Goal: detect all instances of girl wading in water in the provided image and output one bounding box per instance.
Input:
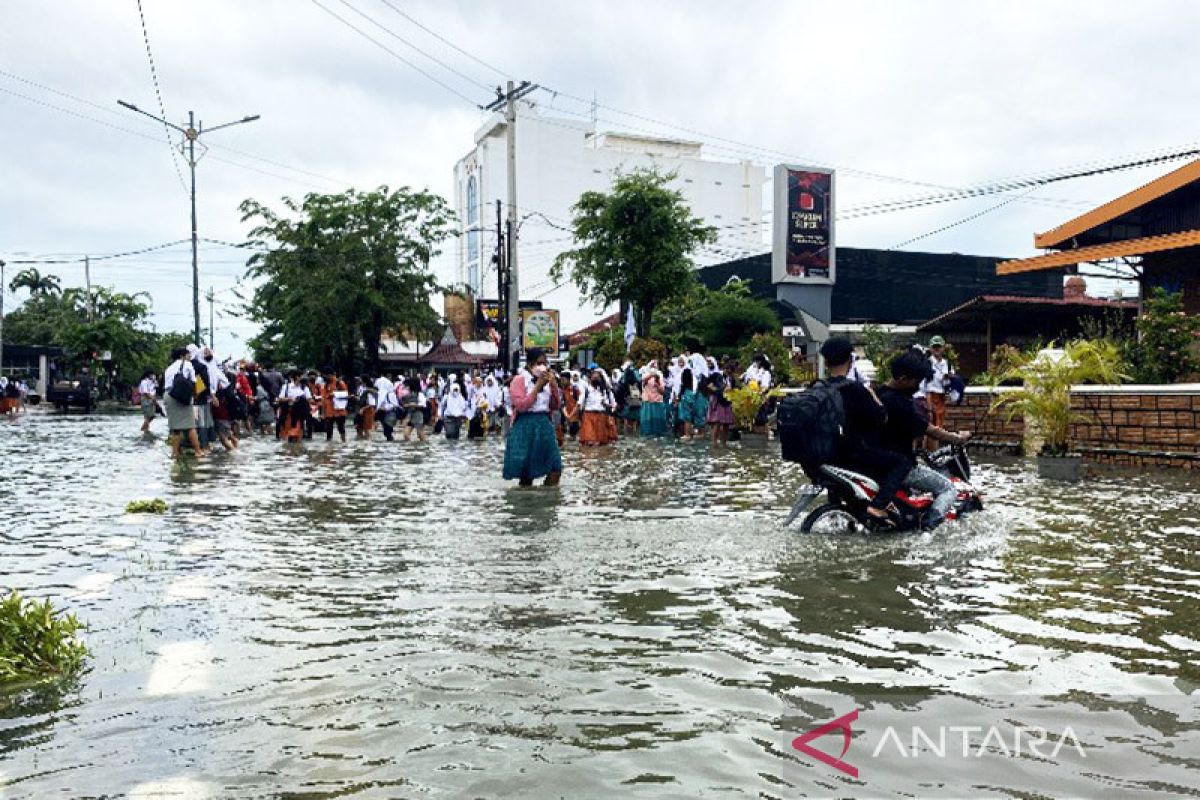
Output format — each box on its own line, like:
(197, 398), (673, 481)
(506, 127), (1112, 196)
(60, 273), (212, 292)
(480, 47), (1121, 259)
(503, 348), (563, 487)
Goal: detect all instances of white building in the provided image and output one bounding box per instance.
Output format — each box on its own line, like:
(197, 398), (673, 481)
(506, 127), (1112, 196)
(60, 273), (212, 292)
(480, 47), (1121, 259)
(452, 102), (766, 310)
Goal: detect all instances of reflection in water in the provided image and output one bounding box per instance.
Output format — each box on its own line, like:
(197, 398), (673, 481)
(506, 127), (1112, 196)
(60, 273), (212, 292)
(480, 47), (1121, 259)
(1, 409), (1198, 797)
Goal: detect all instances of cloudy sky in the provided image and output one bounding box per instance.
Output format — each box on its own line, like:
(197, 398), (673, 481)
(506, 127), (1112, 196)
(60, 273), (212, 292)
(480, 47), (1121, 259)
(3, 0), (1198, 357)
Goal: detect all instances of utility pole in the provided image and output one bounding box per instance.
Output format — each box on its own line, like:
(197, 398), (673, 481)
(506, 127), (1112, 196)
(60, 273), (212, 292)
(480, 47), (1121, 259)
(206, 285), (215, 349)
(0, 259), (6, 379)
(485, 80), (537, 371)
(118, 100), (260, 345)
(84, 256), (94, 322)
(494, 199), (507, 369)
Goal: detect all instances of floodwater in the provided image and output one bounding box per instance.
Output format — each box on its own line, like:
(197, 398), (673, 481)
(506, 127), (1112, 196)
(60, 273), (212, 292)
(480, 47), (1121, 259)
(1, 409), (1198, 799)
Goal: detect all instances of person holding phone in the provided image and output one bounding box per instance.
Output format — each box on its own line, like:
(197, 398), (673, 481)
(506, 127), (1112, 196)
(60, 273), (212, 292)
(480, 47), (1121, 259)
(502, 348), (563, 487)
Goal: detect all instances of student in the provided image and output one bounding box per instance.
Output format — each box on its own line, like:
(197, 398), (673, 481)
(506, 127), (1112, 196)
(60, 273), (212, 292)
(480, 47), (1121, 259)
(703, 364), (734, 446)
(676, 368), (707, 441)
(925, 336), (953, 430)
(277, 370), (312, 451)
(502, 348), (563, 486)
(138, 369), (159, 434)
(441, 383), (469, 439)
(878, 353), (973, 531)
(821, 337), (911, 531)
(639, 361), (668, 437)
(321, 368), (349, 442)
(579, 369), (615, 446)
(253, 380), (275, 435)
(374, 374), (398, 441)
(163, 348), (204, 459)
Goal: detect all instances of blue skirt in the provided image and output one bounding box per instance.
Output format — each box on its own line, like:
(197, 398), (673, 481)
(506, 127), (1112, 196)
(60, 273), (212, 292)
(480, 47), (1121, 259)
(503, 413), (563, 480)
(640, 401), (668, 437)
(679, 390), (708, 427)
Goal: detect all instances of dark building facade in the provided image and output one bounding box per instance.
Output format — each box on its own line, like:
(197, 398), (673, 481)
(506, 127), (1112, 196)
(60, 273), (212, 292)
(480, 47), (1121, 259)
(698, 248), (1064, 325)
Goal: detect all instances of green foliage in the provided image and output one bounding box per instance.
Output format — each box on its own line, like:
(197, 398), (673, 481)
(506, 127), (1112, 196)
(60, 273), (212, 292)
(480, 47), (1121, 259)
(239, 185), (453, 374)
(860, 324), (903, 382)
(0, 591), (88, 684)
(738, 332), (796, 386)
(726, 384), (782, 431)
(655, 282), (779, 357)
(8, 267), (61, 296)
(3, 283), (186, 390)
(125, 499), (168, 514)
(595, 337), (626, 372)
(989, 339), (1127, 455)
(551, 168), (717, 337)
(1127, 288), (1200, 384)
(629, 337), (669, 368)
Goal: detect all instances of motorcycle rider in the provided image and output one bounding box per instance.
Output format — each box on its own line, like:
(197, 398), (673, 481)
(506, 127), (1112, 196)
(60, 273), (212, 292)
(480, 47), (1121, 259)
(878, 352), (973, 530)
(820, 338), (911, 530)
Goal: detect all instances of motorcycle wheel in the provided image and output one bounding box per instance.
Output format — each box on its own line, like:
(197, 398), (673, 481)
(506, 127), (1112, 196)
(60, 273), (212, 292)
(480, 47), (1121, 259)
(800, 503), (862, 534)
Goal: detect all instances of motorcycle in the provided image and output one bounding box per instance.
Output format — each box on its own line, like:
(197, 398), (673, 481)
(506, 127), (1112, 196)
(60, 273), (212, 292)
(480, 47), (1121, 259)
(785, 444), (984, 534)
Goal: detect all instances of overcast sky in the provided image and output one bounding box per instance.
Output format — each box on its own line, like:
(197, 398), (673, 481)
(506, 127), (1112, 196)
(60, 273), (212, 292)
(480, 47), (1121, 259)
(3, 0), (1198, 357)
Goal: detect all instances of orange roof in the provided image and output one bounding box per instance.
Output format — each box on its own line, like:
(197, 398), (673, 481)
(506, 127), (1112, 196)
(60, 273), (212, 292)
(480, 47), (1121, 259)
(998, 228), (1200, 274)
(1035, 158), (1200, 248)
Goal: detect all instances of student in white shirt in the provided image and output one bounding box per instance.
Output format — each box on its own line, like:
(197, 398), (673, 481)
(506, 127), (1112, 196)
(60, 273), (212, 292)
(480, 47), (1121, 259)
(138, 370), (159, 433)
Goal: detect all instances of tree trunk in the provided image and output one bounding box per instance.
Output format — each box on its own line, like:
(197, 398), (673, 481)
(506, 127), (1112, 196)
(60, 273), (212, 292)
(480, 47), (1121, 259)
(637, 302), (654, 339)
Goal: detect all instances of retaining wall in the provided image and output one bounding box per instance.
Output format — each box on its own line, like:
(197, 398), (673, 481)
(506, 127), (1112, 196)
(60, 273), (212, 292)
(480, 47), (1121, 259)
(944, 385), (1200, 469)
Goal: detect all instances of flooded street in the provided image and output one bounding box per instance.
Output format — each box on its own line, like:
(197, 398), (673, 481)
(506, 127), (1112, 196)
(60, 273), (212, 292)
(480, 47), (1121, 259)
(2, 409), (1198, 798)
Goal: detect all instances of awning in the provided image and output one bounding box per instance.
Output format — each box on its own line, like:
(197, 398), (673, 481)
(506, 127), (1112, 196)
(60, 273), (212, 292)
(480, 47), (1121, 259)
(997, 229), (1200, 275)
(1035, 158), (1200, 248)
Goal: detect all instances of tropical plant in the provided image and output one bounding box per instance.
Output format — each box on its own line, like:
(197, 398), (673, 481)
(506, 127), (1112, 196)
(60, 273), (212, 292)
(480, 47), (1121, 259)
(726, 384), (783, 431)
(989, 339), (1127, 456)
(1126, 288), (1200, 384)
(0, 591), (88, 684)
(8, 267), (61, 297)
(551, 168), (717, 337)
(239, 186), (454, 375)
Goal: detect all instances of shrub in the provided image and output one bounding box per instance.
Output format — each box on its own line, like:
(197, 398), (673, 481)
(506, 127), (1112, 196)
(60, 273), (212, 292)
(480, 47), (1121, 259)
(629, 337), (669, 368)
(0, 591), (88, 684)
(594, 338), (626, 372)
(1128, 288), (1200, 383)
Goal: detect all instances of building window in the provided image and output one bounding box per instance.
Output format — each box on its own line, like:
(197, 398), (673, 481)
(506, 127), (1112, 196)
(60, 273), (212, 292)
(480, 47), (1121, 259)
(466, 175), (480, 279)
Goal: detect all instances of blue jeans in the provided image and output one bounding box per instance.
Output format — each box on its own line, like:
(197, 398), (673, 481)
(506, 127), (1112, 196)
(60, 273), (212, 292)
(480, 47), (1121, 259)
(904, 463), (956, 517)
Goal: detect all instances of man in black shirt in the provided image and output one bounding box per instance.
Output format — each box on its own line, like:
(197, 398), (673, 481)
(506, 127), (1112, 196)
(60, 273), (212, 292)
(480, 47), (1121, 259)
(879, 353), (973, 530)
(820, 338), (912, 529)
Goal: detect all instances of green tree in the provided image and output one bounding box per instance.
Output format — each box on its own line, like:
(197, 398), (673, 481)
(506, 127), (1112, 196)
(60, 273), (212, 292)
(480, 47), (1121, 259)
(8, 267), (61, 297)
(1127, 288), (1200, 383)
(239, 186), (453, 374)
(551, 168), (717, 338)
(653, 282), (779, 356)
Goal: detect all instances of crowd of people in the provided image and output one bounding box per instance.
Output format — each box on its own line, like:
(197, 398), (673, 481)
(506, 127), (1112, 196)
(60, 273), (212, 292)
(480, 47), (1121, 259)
(0, 376), (31, 416)
(138, 337), (960, 493)
(138, 344), (784, 471)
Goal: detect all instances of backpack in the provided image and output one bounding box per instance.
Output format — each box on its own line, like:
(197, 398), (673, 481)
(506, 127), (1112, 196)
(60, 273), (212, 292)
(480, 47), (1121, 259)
(627, 381), (642, 408)
(777, 377), (846, 477)
(168, 370), (194, 404)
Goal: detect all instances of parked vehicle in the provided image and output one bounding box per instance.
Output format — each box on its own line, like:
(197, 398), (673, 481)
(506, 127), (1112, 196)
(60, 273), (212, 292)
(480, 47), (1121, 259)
(46, 373), (98, 413)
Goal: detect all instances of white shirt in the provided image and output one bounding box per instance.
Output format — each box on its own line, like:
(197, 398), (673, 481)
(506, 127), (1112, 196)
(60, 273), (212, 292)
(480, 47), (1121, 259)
(164, 359), (195, 386)
(374, 376), (397, 410)
(519, 370), (552, 413)
(743, 365), (772, 390)
(581, 384), (612, 412)
(138, 377), (158, 397)
(278, 382), (311, 402)
(926, 356), (950, 394)
(442, 391), (469, 417)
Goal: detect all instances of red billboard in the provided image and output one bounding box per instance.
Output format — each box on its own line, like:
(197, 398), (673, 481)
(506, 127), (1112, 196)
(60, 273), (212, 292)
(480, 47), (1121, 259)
(773, 165), (835, 284)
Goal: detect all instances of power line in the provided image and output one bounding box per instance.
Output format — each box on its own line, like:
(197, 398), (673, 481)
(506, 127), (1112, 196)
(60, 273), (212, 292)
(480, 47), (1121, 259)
(888, 187), (1039, 251)
(307, 0), (483, 107)
(333, 0), (492, 92)
(373, 0), (507, 78)
(133, 0), (188, 194)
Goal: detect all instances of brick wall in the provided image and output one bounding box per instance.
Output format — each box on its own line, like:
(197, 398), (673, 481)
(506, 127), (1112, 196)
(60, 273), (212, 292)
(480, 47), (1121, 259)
(942, 390), (1023, 452)
(947, 386), (1200, 469)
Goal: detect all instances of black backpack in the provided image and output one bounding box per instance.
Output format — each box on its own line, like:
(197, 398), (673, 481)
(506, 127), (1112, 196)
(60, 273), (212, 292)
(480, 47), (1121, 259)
(168, 370), (194, 404)
(777, 377), (846, 477)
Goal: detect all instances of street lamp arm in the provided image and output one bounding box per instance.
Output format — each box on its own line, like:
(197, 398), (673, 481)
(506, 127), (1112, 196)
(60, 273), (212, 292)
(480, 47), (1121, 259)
(202, 115), (261, 135)
(116, 99), (186, 134)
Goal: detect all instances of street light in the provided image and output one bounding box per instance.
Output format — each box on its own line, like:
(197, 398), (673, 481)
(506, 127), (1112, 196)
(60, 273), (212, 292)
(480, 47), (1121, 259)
(118, 100), (260, 345)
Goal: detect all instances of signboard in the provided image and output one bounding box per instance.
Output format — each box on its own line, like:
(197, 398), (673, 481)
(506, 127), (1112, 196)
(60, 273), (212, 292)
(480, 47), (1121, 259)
(773, 164), (835, 284)
(476, 299), (501, 329)
(521, 309), (560, 350)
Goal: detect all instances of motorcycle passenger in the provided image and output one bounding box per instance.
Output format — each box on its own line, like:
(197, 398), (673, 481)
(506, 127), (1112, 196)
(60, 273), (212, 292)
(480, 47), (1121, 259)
(820, 338), (911, 530)
(879, 353), (973, 531)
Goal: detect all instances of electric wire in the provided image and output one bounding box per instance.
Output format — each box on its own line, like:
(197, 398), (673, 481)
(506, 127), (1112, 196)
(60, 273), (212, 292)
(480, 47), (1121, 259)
(133, 0), (188, 194)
